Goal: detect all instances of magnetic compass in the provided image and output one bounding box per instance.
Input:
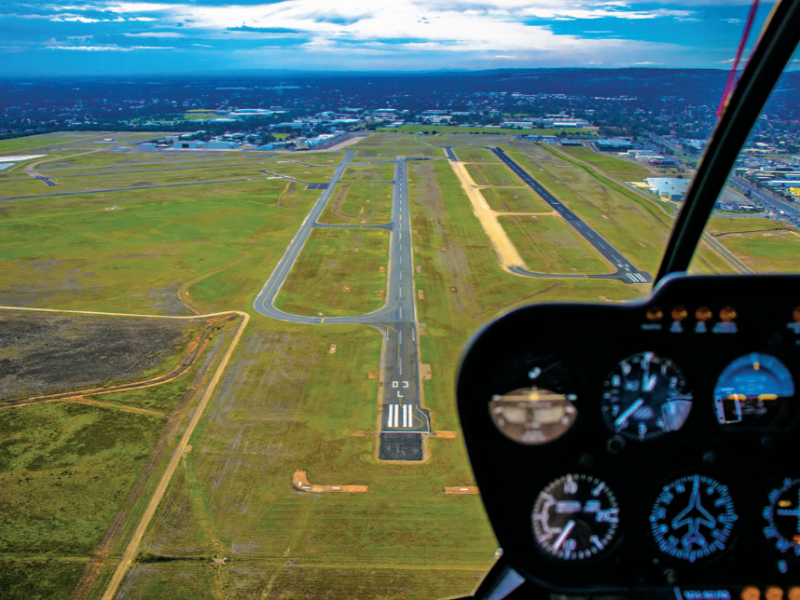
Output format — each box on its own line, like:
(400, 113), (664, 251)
(763, 478), (800, 557)
(649, 474), (738, 564)
(532, 474), (620, 562)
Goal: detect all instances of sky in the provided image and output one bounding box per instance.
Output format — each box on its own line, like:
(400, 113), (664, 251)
(0, 0), (792, 75)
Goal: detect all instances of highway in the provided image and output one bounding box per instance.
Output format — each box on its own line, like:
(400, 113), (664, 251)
(252, 151), (429, 461)
(488, 147), (652, 284)
(731, 176), (800, 227)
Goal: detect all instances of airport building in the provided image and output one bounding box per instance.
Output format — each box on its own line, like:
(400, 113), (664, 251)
(646, 177), (691, 201)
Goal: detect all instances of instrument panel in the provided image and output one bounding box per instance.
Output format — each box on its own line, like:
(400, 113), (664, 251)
(456, 274), (800, 597)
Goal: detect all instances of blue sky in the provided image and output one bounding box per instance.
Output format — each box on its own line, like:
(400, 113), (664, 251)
(0, 0), (791, 75)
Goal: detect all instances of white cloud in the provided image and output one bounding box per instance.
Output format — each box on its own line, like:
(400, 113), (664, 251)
(45, 44), (174, 51)
(124, 31), (184, 37)
(495, 54), (516, 58)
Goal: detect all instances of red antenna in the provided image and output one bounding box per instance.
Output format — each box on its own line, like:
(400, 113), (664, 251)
(717, 0), (761, 120)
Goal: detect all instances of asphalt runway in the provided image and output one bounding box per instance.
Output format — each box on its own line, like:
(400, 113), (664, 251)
(488, 147), (652, 284)
(252, 151), (428, 461)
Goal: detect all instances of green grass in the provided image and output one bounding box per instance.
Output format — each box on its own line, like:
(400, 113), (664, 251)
(318, 183), (393, 225)
(705, 217), (785, 235)
(556, 145), (653, 179)
(505, 144), (671, 274)
(130, 318), (497, 600)
(0, 179), (319, 314)
(339, 162), (395, 182)
(703, 217), (800, 273)
(0, 133), (159, 157)
(0, 403), (164, 556)
(500, 215), (613, 274)
(464, 162), (523, 187)
(480, 187), (552, 213)
(274, 228), (389, 317)
(0, 561), (87, 600)
(453, 147), (501, 163)
(352, 133), (446, 158)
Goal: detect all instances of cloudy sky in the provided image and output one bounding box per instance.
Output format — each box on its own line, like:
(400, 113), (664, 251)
(0, 0), (787, 75)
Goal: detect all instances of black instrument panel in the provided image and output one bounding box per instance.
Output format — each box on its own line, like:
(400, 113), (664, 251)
(456, 274), (800, 597)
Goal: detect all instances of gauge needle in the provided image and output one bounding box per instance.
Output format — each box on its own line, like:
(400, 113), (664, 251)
(616, 398), (644, 426)
(553, 520), (575, 551)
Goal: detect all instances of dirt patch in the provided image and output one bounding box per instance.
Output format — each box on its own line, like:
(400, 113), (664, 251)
(353, 247), (359, 252)
(350, 430), (371, 437)
(292, 470), (368, 493)
(441, 247), (448, 253)
(0, 310), (199, 402)
(449, 286), (458, 293)
(418, 323), (427, 335)
(414, 246), (419, 253)
(416, 265), (422, 273)
(379, 266), (385, 273)
(342, 285), (351, 293)
(444, 486), (479, 495)
(421, 364), (432, 380)
(417, 290), (424, 300)
(327, 344), (337, 354)
(430, 431), (457, 439)
(377, 290), (384, 298)
(368, 370), (378, 380)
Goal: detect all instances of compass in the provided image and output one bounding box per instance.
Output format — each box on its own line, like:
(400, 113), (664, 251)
(649, 474), (738, 564)
(763, 478), (800, 557)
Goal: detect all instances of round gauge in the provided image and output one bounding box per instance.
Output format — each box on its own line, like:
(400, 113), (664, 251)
(490, 388), (577, 445)
(601, 352), (693, 441)
(763, 478), (800, 557)
(714, 353), (795, 426)
(649, 474), (738, 564)
(532, 474), (620, 561)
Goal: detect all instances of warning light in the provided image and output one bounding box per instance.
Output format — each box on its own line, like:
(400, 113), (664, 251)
(672, 306), (688, 321)
(646, 307), (663, 321)
(765, 586), (784, 600)
(696, 306), (713, 322)
(788, 587), (800, 600)
(779, 500), (792, 508)
(720, 306), (737, 322)
(741, 586), (760, 600)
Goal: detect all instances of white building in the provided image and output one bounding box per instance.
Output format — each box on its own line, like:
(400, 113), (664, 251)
(646, 178), (691, 201)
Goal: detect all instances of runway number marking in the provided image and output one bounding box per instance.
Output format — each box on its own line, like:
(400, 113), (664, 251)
(391, 381), (409, 388)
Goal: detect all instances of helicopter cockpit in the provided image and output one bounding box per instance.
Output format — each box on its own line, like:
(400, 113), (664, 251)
(454, 1), (800, 599)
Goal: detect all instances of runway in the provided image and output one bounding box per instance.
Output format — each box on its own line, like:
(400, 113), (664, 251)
(488, 147), (652, 284)
(252, 151), (428, 461)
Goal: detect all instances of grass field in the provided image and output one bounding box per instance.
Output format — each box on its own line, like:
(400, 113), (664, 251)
(318, 183), (393, 225)
(352, 133), (446, 158)
(453, 147), (502, 163)
(702, 217), (800, 273)
(556, 145), (653, 179)
(0, 179), (319, 313)
(339, 162), (395, 182)
(464, 162), (523, 187)
(0, 133), (159, 157)
(480, 187), (552, 213)
(503, 144), (671, 274)
(274, 228), (389, 317)
(499, 215), (613, 274)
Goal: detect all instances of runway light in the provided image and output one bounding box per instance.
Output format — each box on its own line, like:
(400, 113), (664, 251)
(696, 306), (713, 322)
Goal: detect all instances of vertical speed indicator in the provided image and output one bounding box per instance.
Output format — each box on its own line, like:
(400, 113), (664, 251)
(601, 352), (693, 442)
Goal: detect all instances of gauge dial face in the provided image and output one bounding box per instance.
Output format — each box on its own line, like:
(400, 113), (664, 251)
(490, 388), (577, 445)
(649, 474), (738, 564)
(532, 474), (620, 561)
(714, 352), (795, 426)
(601, 352), (693, 441)
(763, 478), (800, 557)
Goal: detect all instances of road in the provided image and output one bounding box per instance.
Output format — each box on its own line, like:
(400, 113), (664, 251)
(488, 147), (652, 284)
(731, 176), (800, 227)
(252, 151), (429, 461)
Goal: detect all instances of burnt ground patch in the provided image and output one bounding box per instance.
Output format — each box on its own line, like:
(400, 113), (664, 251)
(0, 311), (200, 402)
